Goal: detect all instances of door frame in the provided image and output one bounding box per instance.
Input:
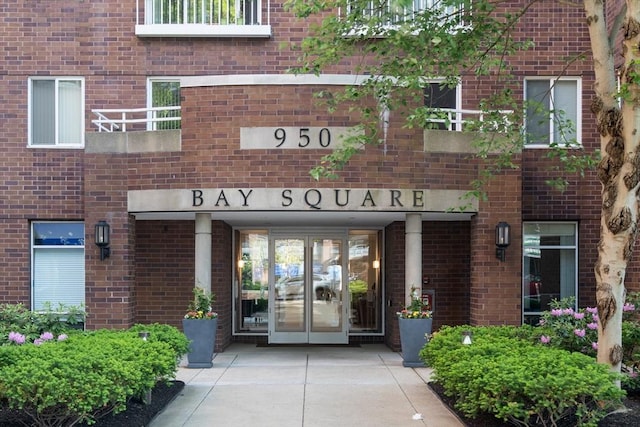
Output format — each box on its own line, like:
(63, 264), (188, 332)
(268, 232), (349, 344)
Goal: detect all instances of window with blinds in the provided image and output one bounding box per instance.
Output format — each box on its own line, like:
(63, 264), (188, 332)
(29, 77), (84, 147)
(32, 222), (85, 311)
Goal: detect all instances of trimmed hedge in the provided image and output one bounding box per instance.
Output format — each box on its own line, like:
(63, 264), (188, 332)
(421, 325), (625, 427)
(0, 326), (188, 427)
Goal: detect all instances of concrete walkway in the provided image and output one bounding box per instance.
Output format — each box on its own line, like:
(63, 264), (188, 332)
(149, 344), (464, 427)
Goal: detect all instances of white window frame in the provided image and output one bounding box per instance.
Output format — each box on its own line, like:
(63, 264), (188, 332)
(424, 79), (463, 129)
(31, 221), (86, 311)
(524, 77), (582, 148)
(28, 76), (85, 148)
(147, 77), (181, 130)
(522, 221), (578, 324)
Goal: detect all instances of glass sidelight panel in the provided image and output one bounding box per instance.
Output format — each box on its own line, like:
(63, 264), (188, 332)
(310, 238), (343, 332)
(236, 230), (269, 332)
(274, 238), (306, 333)
(348, 231), (381, 332)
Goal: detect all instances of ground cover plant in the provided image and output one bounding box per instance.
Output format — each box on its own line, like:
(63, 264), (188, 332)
(0, 304), (188, 427)
(421, 325), (625, 426)
(422, 295), (640, 426)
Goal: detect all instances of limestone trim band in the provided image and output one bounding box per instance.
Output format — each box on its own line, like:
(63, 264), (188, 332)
(128, 188), (478, 213)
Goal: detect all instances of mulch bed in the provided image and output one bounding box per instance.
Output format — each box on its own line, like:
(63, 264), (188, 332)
(0, 380), (184, 427)
(429, 382), (640, 427)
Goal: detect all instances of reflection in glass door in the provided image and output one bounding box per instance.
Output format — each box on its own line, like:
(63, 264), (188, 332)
(270, 235), (347, 344)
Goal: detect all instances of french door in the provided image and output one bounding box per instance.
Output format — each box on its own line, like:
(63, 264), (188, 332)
(269, 234), (348, 344)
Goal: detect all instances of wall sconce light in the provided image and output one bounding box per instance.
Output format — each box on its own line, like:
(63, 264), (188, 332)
(462, 330), (472, 345)
(495, 221), (511, 262)
(94, 220), (111, 261)
(238, 259), (245, 269)
(372, 259), (380, 269)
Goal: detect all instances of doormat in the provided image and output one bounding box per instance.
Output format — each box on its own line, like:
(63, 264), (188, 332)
(256, 343), (360, 348)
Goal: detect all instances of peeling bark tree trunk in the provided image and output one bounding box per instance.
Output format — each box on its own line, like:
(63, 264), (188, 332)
(584, 0), (640, 375)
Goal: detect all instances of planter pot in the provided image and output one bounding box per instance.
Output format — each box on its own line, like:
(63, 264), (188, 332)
(182, 318), (218, 368)
(398, 317), (432, 367)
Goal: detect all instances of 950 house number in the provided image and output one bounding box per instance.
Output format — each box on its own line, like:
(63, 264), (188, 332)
(240, 127), (358, 150)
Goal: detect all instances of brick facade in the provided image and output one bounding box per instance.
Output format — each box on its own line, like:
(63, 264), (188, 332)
(2, 1), (639, 350)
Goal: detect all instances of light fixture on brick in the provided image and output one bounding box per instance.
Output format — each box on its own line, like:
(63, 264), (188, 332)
(495, 221), (511, 262)
(95, 220), (111, 261)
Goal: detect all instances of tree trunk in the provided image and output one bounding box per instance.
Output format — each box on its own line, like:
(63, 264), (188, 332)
(584, 0), (640, 374)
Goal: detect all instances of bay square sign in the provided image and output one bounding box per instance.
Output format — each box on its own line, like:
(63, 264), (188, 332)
(128, 188), (476, 213)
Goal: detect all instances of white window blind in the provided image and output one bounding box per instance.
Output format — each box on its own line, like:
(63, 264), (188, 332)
(33, 248), (85, 310)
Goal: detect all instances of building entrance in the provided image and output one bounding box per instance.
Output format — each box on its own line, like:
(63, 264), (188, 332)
(269, 234), (348, 344)
(235, 228), (382, 342)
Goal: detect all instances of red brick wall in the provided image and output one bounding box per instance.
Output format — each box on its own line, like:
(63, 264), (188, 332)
(385, 221), (471, 351)
(134, 220), (231, 351)
(2, 0), (633, 344)
(470, 165), (523, 326)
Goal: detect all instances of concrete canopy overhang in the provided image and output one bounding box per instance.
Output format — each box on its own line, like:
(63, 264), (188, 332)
(130, 210), (474, 227)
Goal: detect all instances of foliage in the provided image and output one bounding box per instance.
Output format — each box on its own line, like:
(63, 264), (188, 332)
(0, 302), (85, 346)
(128, 323), (190, 360)
(348, 279), (368, 295)
(0, 328), (180, 427)
(184, 287), (218, 319)
(283, 0), (596, 198)
(534, 295), (640, 392)
(421, 325), (625, 427)
(537, 297), (598, 356)
(397, 286), (432, 319)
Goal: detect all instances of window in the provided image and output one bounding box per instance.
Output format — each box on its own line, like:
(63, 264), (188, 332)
(525, 78), (581, 147)
(523, 222), (577, 325)
(32, 222), (85, 311)
(148, 78), (181, 130)
(29, 77), (84, 147)
(424, 81), (460, 130)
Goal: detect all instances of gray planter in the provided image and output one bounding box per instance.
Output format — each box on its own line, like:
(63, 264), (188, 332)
(398, 317), (432, 367)
(182, 318), (218, 368)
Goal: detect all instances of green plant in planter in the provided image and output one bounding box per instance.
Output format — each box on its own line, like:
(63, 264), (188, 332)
(184, 287), (217, 319)
(397, 286), (432, 319)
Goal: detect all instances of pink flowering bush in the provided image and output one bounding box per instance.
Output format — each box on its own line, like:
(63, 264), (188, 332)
(537, 297), (598, 356)
(0, 302), (85, 346)
(621, 292), (640, 392)
(539, 294), (640, 393)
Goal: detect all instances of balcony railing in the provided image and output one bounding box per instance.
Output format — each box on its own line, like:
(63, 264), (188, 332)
(344, 0), (464, 25)
(135, 0), (271, 37)
(92, 107), (181, 132)
(425, 108), (513, 133)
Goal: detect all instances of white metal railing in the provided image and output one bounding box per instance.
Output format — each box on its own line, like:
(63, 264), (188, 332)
(344, 0), (464, 25)
(92, 106), (181, 132)
(425, 108), (513, 132)
(137, 0), (269, 26)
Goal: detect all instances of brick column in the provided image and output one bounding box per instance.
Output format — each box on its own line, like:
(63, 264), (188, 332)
(469, 166), (522, 326)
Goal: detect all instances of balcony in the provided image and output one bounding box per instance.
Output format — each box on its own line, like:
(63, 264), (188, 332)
(86, 107), (182, 154)
(423, 108), (514, 154)
(135, 0), (271, 38)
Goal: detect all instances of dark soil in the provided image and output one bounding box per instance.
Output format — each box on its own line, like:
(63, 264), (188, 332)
(429, 382), (640, 427)
(0, 380), (184, 427)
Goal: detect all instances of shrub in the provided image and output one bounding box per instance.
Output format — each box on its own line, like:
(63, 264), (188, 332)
(0, 329), (179, 426)
(421, 325), (625, 427)
(0, 303), (85, 346)
(536, 297), (599, 356)
(128, 323), (190, 360)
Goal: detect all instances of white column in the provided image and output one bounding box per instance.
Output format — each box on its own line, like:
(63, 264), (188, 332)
(195, 213), (212, 295)
(405, 213), (422, 305)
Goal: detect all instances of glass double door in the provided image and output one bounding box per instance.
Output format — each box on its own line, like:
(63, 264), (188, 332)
(269, 234), (348, 344)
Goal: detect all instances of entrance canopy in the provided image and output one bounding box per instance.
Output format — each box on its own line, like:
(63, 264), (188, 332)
(130, 210), (474, 227)
(128, 187), (477, 226)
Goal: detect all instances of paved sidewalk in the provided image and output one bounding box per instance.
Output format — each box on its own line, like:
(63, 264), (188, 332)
(149, 344), (464, 427)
